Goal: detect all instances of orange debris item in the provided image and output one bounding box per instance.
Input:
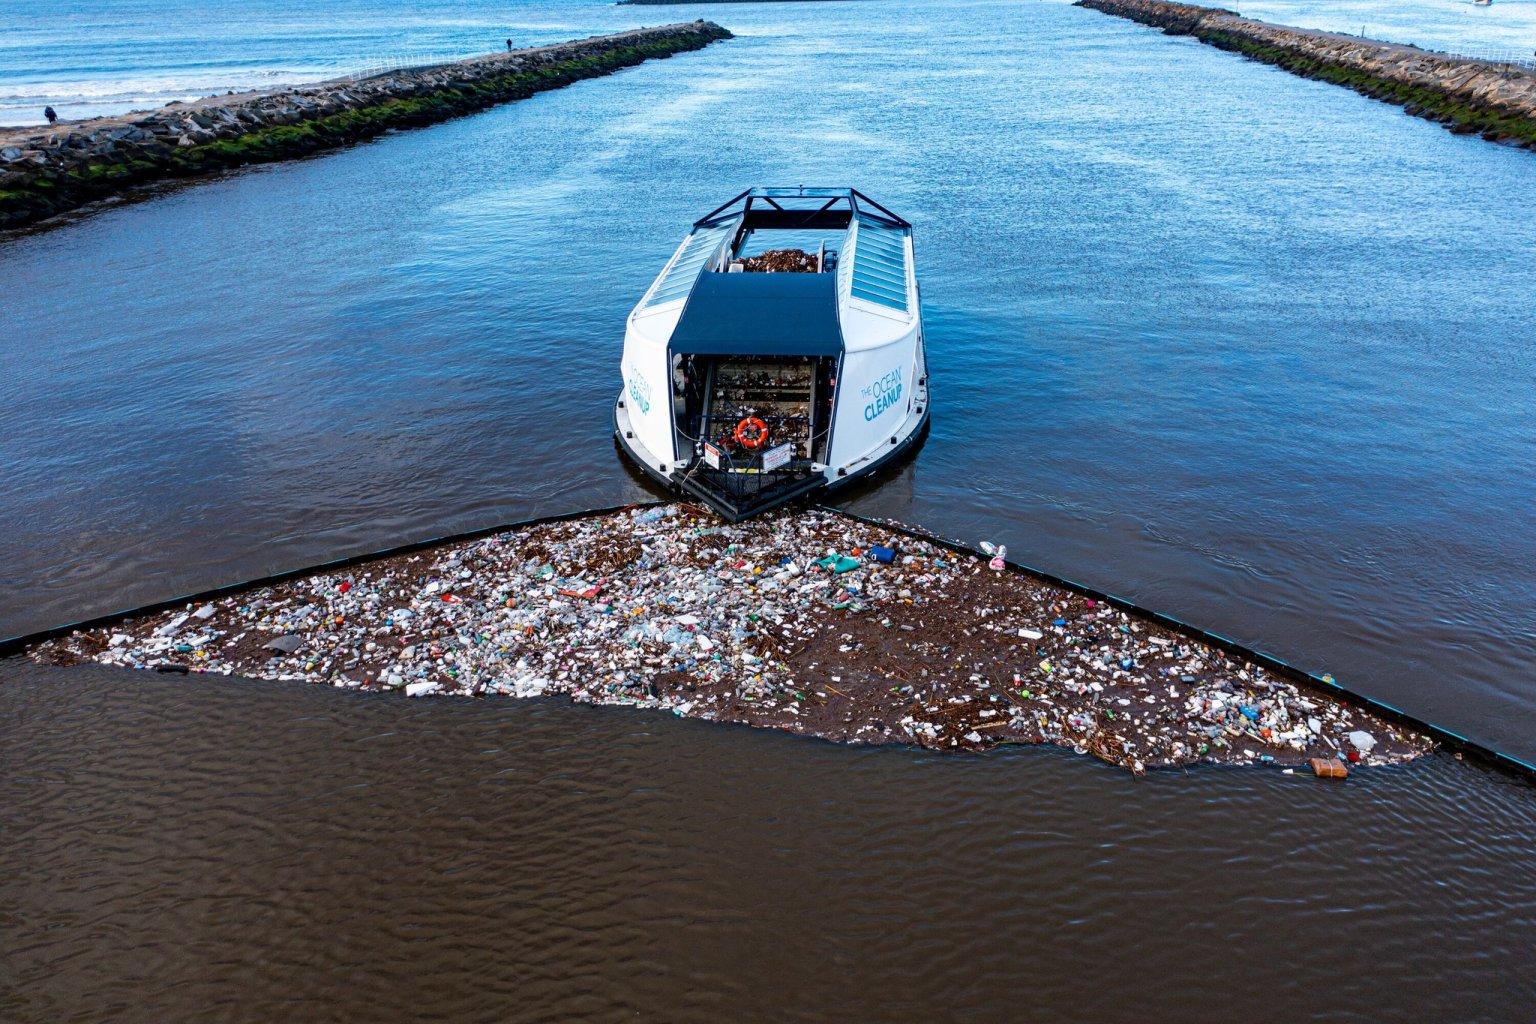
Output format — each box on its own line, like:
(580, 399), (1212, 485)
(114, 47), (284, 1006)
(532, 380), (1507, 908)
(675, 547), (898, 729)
(1310, 757), (1349, 779)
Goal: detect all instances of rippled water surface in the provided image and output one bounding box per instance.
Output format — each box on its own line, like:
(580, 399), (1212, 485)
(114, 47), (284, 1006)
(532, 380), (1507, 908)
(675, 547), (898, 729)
(0, 0), (647, 125)
(4, 0), (1535, 123)
(6, 0), (1529, 128)
(3, 0), (1536, 1017)
(6, 664), (1536, 1022)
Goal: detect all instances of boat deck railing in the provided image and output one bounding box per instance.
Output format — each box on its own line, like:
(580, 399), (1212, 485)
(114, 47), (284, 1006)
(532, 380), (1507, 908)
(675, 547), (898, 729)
(676, 443), (823, 522)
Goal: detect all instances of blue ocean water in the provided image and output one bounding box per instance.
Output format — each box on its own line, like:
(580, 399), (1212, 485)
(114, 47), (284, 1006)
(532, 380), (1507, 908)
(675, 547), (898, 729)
(3, 0), (1535, 757)
(0, 0), (627, 125)
(2, 0), (1534, 125)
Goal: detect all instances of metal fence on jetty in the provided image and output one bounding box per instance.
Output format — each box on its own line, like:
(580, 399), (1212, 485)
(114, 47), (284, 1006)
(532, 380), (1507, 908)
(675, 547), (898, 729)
(334, 51), (483, 80)
(1440, 45), (1536, 71)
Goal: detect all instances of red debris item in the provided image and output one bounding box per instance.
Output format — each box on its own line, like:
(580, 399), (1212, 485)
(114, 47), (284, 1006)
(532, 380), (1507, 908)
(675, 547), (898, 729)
(338, 581), (352, 594)
(442, 594), (460, 604)
(1311, 757), (1349, 779)
(1346, 751), (1361, 764)
(560, 584), (603, 600)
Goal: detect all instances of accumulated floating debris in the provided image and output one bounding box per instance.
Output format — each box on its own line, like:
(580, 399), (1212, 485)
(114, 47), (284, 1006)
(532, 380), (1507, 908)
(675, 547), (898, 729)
(736, 248), (820, 273)
(30, 504), (1434, 774)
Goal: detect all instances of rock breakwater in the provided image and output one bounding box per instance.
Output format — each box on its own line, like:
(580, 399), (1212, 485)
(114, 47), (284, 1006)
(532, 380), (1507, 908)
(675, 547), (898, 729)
(0, 22), (731, 232)
(30, 503), (1432, 775)
(1076, 0), (1536, 150)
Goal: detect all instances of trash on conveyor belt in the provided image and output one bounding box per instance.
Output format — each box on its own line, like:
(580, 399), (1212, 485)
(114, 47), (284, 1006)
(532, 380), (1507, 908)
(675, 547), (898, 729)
(30, 504), (1434, 775)
(737, 249), (819, 273)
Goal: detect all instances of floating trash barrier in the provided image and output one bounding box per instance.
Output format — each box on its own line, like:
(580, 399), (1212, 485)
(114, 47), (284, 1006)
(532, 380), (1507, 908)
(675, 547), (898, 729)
(19, 503), (1449, 776)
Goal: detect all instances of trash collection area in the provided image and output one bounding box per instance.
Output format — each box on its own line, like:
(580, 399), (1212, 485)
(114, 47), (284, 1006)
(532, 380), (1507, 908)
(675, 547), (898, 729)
(737, 249), (821, 273)
(29, 504), (1433, 774)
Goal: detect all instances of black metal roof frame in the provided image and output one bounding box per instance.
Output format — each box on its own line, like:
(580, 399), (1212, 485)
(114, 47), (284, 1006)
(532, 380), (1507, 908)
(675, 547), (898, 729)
(695, 187), (910, 231)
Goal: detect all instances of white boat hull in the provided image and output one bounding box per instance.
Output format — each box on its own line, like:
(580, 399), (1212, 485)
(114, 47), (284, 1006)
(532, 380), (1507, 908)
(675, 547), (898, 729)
(612, 187), (932, 519)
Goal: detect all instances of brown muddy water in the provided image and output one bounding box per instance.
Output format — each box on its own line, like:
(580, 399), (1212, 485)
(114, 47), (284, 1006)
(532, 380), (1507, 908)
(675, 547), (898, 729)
(5, 663), (1536, 1022)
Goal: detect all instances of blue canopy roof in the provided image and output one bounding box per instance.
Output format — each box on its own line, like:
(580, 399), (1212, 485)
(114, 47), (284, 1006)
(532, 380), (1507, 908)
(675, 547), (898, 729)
(669, 272), (844, 357)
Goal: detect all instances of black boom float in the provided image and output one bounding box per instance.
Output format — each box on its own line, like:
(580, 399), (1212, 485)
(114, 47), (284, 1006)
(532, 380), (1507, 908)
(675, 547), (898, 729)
(2, 501), (1531, 786)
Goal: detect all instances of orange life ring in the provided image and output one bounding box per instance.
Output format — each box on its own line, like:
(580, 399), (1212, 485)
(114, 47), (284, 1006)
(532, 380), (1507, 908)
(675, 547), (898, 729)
(734, 417), (769, 449)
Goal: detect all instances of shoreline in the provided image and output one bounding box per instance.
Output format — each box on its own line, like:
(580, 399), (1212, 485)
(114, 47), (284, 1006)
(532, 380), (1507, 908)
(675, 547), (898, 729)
(28, 503), (1432, 776)
(0, 22), (732, 233)
(1076, 0), (1536, 151)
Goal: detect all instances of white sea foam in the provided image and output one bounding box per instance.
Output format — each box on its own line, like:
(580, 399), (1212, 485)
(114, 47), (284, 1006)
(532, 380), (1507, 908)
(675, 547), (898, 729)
(0, 0), (623, 127)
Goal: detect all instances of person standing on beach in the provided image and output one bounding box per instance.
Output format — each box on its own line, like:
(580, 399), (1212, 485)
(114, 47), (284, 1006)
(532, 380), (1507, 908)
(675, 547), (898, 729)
(44, 106), (57, 124)
(506, 38), (513, 51)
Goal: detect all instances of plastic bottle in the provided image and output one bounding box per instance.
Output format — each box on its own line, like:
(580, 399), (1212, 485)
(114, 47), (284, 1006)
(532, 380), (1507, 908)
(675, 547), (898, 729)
(633, 506), (672, 525)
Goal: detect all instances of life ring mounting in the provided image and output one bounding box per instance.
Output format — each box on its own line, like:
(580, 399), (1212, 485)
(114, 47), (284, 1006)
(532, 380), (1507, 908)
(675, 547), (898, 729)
(734, 417), (769, 449)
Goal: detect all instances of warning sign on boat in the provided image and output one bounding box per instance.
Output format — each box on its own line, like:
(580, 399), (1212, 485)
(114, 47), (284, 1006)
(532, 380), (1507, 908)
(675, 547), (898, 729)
(763, 442), (794, 472)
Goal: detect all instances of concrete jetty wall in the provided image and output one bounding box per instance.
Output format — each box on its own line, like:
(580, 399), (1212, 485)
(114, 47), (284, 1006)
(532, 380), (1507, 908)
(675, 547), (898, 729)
(1076, 0), (1536, 150)
(0, 22), (732, 232)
